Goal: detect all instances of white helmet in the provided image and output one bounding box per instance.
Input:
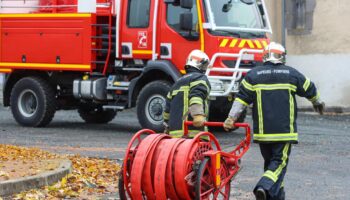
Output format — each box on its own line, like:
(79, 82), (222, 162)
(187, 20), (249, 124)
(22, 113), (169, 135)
(185, 50), (210, 72)
(263, 42), (286, 64)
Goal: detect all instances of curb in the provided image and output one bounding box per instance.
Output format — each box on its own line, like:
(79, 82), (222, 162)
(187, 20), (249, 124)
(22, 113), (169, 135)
(0, 160), (72, 197)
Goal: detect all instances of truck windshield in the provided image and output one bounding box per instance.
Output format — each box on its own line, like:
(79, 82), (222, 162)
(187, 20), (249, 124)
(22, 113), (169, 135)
(204, 0), (271, 33)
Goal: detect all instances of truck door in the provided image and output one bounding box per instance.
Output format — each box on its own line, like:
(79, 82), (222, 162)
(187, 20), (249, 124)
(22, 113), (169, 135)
(158, 0), (202, 72)
(120, 0), (154, 60)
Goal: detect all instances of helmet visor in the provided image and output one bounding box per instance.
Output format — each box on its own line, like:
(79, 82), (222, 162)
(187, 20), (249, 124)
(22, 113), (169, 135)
(263, 52), (285, 63)
(270, 52), (283, 60)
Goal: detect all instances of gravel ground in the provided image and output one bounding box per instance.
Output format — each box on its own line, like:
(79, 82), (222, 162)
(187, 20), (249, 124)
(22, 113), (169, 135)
(0, 105), (349, 199)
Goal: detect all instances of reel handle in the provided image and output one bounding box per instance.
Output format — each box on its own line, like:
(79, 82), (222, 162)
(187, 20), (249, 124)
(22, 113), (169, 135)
(183, 121), (250, 136)
(183, 121), (251, 158)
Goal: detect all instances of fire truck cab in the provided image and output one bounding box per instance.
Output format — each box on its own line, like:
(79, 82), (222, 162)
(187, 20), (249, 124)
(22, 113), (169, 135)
(0, 0), (271, 131)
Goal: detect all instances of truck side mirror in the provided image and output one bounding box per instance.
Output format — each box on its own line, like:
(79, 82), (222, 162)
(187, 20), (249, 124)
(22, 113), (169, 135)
(180, 12), (193, 31)
(180, 0), (193, 9)
(257, 2), (266, 27)
(222, 2), (232, 13)
(258, 3), (265, 15)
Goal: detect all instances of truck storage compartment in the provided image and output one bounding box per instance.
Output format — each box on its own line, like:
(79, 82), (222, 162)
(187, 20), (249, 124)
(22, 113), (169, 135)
(0, 14), (94, 71)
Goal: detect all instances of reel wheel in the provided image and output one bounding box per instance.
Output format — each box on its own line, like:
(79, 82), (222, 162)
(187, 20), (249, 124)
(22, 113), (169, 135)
(195, 157), (231, 200)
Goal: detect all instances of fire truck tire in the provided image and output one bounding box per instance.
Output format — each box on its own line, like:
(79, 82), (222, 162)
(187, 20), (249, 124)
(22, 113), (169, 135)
(137, 81), (171, 132)
(10, 77), (56, 127)
(78, 105), (117, 124)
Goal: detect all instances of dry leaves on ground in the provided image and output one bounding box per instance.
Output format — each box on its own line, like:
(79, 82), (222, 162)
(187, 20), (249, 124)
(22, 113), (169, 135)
(0, 145), (62, 181)
(0, 145), (120, 199)
(0, 145), (61, 161)
(0, 160), (61, 181)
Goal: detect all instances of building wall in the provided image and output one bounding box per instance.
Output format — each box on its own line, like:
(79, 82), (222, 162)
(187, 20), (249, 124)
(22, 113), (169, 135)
(266, 0), (350, 109)
(265, 0), (283, 43)
(289, 54), (350, 109)
(286, 0), (350, 55)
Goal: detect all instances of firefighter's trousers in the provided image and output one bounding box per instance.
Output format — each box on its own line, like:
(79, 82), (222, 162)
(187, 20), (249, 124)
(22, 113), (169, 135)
(254, 143), (292, 200)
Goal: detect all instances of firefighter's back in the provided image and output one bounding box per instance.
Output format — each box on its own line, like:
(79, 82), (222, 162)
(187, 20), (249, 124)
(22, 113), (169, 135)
(244, 63), (302, 140)
(166, 70), (210, 136)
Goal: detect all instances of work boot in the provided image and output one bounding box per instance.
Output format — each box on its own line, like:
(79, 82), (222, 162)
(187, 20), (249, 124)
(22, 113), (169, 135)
(255, 187), (267, 200)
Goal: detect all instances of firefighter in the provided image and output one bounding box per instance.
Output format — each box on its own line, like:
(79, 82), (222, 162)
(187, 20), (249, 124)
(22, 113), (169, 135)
(163, 50), (211, 137)
(223, 42), (325, 200)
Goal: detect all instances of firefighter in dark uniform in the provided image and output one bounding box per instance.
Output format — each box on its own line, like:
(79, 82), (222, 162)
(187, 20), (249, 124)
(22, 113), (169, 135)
(223, 42), (325, 200)
(163, 49), (211, 138)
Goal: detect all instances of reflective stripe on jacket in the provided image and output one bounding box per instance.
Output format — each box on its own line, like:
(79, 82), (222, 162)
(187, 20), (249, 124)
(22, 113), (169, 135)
(163, 68), (210, 138)
(236, 63), (319, 143)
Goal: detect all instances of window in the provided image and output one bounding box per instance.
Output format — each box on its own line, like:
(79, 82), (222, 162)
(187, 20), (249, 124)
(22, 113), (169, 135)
(127, 0), (151, 28)
(286, 0), (316, 35)
(207, 0), (264, 29)
(167, 2), (199, 35)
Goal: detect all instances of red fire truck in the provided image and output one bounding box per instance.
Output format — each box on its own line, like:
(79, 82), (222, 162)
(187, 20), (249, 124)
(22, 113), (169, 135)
(0, 0), (271, 131)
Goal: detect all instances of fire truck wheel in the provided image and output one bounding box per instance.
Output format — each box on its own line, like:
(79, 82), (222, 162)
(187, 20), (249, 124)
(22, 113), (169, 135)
(10, 77), (56, 127)
(137, 81), (171, 132)
(78, 105), (117, 124)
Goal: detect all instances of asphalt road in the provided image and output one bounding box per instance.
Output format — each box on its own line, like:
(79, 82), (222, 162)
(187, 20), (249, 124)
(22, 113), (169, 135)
(0, 106), (349, 200)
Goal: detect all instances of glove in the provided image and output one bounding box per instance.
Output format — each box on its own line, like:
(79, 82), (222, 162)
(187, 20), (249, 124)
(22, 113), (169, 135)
(193, 115), (206, 128)
(163, 122), (169, 134)
(224, 117), (236, 131)
(313, 101), (325, 115)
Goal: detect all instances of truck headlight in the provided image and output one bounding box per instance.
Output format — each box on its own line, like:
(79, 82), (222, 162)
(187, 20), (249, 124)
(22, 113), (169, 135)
(210, 80), (224, 92)
(221, 81), (240, 93)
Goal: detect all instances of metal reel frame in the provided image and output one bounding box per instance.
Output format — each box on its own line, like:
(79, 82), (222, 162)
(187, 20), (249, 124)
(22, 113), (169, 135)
(174, 132), (222, 199)
(195, 157), (231, 200)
